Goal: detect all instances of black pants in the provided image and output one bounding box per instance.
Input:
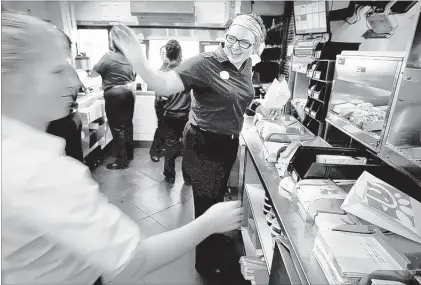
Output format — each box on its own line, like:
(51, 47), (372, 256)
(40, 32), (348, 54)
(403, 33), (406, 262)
(150, 98), (166, 156)
(182, 122), (239, 274)
(92, 277), (103, 285)
(104, 86), (135, 164)
(163, 112), (189, 179)
(46, 112), (83, 162)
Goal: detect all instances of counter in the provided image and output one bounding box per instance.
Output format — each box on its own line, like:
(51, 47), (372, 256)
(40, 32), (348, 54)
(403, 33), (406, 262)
(77, 90), (104, 109)
(241, 116), (328, 285)
(77, 91), (110, 158)
(133, 90), (156, 141)
(240, 116), (421, 285)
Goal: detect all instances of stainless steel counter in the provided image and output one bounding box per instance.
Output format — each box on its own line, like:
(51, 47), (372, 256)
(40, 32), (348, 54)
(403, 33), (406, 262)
(241, 116), (328, 285)
(77, 90), (104, 109)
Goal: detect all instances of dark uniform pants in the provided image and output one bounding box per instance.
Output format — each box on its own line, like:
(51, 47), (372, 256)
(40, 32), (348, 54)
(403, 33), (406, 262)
(104, 86), (135, 163)
(92, 277), (103, 285)
(163, 112), (189, 179)
(182, 122), (240, 276)
(150, 98), (167, 156)
(46, 112), (83, 162)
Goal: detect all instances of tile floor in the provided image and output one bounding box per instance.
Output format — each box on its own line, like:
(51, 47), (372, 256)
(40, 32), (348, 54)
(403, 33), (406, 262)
(91, 148), (248, 285)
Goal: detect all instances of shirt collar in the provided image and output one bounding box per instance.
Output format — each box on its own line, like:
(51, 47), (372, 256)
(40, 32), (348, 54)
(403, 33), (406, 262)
(2, 116), (65, 155)
(213, 44), (230, 63)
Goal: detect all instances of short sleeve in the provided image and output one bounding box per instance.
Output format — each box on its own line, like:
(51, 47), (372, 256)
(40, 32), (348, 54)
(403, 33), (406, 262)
(173, 54), (208, 90)
(93, 53), (110, 75)
(7, 156), (141, 277)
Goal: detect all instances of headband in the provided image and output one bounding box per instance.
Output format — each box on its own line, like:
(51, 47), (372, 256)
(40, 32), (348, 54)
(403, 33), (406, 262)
(230, 14), (264, 44)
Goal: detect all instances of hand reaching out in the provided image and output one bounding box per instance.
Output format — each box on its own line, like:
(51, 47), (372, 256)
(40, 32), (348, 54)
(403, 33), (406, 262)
(203, 201), (244, 234)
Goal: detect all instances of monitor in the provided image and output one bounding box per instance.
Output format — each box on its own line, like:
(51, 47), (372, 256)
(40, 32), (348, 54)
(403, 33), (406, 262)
(294, 1), (329, 35)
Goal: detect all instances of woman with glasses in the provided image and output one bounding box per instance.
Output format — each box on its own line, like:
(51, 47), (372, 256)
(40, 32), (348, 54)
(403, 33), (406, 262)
(112, 13), (281, 280)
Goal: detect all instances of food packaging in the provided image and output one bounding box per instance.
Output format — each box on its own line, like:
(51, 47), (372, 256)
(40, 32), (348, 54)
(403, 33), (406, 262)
(292, 179), (347, 223)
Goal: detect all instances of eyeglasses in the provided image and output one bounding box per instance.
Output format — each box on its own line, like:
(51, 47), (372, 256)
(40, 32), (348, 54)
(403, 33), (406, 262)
(225, 34), (253, 49)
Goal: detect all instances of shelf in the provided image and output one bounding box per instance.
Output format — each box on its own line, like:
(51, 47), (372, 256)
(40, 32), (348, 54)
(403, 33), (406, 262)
(381, 143), (421, 183)
(326, 112), (381, 153)
(265, 45), (282, 48)
(313, 59), (336, 62)
(307, 95), (324, 103)
(305, 111), (324, 123)
(244, 184), (274, 273)
(241, 227), (260, 257)
(262, 60), (282, 63)
(308, 77), (333, 83)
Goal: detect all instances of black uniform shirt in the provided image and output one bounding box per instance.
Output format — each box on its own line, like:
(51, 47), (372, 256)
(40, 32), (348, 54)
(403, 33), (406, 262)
(174, 45), (254, 136)
(93, 51), (136, 92)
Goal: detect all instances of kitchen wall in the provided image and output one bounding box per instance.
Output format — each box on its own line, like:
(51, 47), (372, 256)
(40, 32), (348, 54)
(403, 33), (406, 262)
(329, 1), (420, 52)
(72, 1), (138, 25)
(2, 1), (64, 30)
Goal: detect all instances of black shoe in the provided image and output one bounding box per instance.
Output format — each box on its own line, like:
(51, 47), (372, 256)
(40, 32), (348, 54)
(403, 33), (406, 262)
(165, 176), (175, 184)
(195, 264), (222, 279)
(106, 162), (129, 170)
(151, 155), (160, 162)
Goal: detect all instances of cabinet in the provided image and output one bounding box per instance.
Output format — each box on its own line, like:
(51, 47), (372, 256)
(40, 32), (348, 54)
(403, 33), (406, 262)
(133, 92), (157, 141)
(78, 95), (112, 158)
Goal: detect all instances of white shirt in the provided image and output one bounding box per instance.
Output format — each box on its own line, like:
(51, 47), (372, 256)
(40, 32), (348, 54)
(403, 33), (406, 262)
(2, 116), (141, 284)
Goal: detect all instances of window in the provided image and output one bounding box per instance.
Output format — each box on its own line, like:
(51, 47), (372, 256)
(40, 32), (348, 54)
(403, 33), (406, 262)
(200, 41), (221, 53)
(77, 29), (109, 68)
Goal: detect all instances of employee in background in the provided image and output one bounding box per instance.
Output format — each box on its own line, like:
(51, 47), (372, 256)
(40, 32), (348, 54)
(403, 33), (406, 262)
(91, 26), (137, 170)
(112, 13), (280, 279)
(160, 40), (191, 184)
(2, 11), (244, 285)
(46, 29), (84, 162)
(149, 45), (170, 162)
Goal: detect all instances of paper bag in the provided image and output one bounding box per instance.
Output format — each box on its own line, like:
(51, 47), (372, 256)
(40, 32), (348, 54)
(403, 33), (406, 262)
(263, 78), (291, 110)
(341, 171), (421, 244)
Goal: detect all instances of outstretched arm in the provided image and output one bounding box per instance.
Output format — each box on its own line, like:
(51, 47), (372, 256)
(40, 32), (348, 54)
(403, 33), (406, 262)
(127, 201), (242, 277)
(112, 25), (185, 96)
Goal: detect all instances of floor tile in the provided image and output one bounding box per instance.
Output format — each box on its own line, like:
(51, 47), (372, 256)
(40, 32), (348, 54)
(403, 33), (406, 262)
(151, 201), (194, 230)
(91, 148), (248, 285)
(98, 180), (135, 202)
(127, 183), (188, 216)
(142, 251), (197, 285)
(111, 199), (148, 222)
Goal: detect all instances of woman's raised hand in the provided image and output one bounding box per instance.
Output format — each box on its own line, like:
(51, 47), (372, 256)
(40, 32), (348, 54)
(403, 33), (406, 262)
(113, 24), (142, 60)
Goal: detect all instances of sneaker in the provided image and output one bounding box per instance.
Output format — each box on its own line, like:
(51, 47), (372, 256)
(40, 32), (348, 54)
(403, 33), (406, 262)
(150, 155), (160, 162)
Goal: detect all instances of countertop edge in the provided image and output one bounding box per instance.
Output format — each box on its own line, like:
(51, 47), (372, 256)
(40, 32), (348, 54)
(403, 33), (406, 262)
(240, 117), (328, 285)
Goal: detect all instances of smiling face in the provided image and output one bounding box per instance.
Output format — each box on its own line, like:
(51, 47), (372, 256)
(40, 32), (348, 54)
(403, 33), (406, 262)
(223, 24), (256, 67)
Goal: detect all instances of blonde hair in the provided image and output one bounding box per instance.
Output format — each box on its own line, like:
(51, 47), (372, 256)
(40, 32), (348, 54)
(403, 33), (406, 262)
(2, 10), (61, 75)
